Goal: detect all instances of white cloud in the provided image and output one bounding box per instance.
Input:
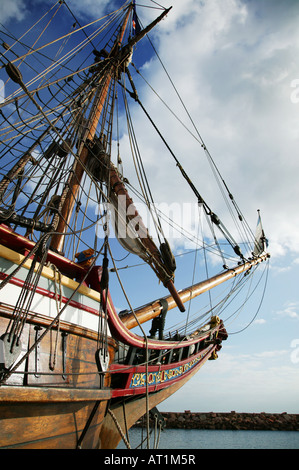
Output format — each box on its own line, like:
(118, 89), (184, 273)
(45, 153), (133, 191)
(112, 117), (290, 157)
(64, 0), (115, 20)
(253, 318), (266, 325)
(253, 349), (288, 358)
(144, 0), (299, 260)
(0, 0), (27, 24)
(161, 349), (299, 413)
(276, 302), (299, 319)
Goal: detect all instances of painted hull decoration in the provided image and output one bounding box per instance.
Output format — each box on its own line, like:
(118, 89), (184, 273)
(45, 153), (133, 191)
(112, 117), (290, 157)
(129, 355), (205, 389)
(0, 0), (270, 449)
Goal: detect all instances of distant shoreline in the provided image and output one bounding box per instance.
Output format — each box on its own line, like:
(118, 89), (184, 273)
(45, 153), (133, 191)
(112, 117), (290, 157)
(135, 411), (299, 431)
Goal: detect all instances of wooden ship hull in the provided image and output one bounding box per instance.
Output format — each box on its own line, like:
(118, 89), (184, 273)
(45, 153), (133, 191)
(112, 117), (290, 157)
(0, 329), (214, 449)
(0, 348), (214, 450)
(0, 224), (220, 449)
(0, 225), (115, 449)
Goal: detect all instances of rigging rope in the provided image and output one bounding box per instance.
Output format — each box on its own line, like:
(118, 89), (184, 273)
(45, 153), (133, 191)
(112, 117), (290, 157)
(121, 72), (165, 244)
(140, 33), (253, 243)
(107, 409), (131, 449)
(228, 258), (270, 334)
(131, 92), (245, 259)
(108, 241), (151, 448)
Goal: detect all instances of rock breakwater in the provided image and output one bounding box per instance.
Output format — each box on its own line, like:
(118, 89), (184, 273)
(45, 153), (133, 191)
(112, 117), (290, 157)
(137, 411), (299, 431)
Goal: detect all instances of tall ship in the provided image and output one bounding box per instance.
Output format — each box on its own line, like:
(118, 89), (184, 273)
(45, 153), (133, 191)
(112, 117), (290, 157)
(0, 0), (269, 449)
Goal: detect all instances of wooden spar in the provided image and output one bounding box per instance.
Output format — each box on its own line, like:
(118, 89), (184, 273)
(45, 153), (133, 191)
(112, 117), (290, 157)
(50, 6), (133, 254)
(120, 252), (270, 330)
(127, 7), (172, 48)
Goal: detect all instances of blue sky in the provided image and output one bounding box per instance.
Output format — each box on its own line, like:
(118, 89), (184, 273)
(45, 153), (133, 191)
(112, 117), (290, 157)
(1, 0), (299, 414)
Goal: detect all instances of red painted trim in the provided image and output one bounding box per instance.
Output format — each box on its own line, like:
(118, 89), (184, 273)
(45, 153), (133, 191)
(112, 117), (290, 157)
(0, 224), (86, 278)
(105, 289), (214, 351)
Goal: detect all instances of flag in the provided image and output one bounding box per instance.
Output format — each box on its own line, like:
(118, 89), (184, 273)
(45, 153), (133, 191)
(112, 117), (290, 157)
(253, 211), (268, 256)
(132, 1), (141, 35)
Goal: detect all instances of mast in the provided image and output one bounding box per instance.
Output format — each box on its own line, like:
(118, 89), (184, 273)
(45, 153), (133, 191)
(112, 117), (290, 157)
(50, 5), (133, 254)
(120, 252), (270, 330)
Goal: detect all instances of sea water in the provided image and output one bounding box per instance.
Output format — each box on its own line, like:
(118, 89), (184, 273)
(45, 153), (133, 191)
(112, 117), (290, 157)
(117, 427), (299, 449)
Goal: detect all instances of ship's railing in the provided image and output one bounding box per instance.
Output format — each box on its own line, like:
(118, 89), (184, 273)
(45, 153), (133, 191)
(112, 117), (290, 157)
(114, 323), (224, 368)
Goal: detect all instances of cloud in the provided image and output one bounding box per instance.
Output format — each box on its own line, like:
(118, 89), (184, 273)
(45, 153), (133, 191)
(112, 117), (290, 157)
(276, 302), (299, 319)
(64, 0), (117, 20)
(253, 318), (266, 325)
(253, 349), (288, 358)
(0, 0), (27, 24)
(161, 348), (299, 413)
(130, 0), (299, 260)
